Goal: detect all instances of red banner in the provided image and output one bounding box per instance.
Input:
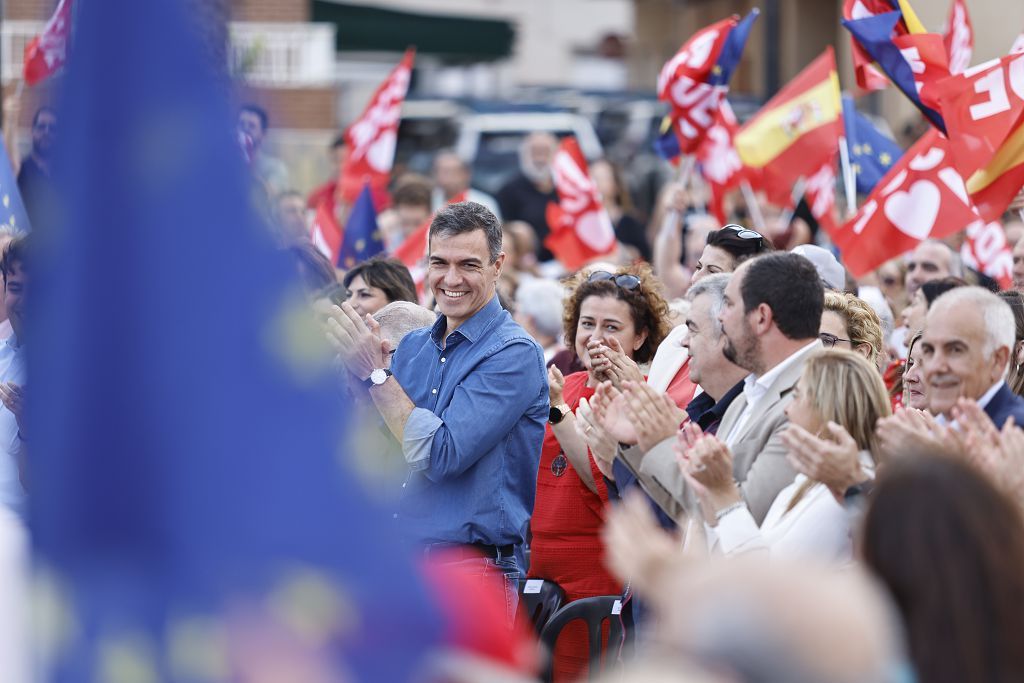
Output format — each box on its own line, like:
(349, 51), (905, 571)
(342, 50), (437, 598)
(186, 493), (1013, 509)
(961, 220), (1013, 290)
(23, 0), (71, 86)
(697, 100), (747, 223)
(942, 0), (973, 75)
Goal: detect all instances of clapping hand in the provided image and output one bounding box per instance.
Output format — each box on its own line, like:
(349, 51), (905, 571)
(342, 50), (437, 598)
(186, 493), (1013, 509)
(780, 422), (866, 502)
(322, 302), (388, 381)
(602, 490), (682, 595)
(621, 381), (684, 453)
(576, 396), (617, 477)
(674, 426), (741, 518)
(951, 399), (1024, 506)
(588, 337), (644, 388)
(876, 408), (960, 460)
(590, 380), (638, 446)
(548, 364), (565, 406)
(0, 382), (24, 436)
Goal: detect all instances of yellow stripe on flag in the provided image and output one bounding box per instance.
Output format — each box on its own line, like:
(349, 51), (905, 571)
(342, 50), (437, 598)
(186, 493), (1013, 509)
(735, 71), (841, 169)
(967, 122), (1024, 194)
(897, 0), (926, 35)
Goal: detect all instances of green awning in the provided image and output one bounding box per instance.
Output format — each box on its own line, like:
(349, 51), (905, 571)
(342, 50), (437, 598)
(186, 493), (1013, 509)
(311, 1), (516, 63)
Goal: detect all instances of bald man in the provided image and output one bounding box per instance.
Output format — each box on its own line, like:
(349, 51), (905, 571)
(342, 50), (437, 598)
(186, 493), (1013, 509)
(497, 132), (559, 261)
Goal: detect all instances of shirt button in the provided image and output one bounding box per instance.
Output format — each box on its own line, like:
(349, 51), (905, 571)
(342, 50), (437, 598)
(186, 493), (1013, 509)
(440, 357), (446, 363)
(432, 389), (437, 394)
(392, 513), (398, 519)
(402, 482), (407, 488)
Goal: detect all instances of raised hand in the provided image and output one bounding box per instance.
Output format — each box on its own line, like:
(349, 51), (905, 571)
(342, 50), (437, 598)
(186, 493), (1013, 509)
(781, 421), (867, 501)
(323, 302), (387, 380)
(590, 380), (638, 446)
(622, 380), (684, 453)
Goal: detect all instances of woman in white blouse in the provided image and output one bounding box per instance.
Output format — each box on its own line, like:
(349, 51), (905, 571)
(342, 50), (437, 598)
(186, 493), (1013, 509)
(677, 349), (891, 561)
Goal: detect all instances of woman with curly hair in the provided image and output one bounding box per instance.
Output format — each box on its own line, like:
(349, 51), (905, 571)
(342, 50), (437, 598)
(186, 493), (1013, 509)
(527, 264), (669, 681)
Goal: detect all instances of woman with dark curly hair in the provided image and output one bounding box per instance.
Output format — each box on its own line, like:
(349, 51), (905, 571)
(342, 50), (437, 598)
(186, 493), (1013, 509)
(527, 264), (669, 681)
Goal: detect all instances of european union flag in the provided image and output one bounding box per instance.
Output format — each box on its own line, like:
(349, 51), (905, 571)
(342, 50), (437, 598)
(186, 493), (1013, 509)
(709, 9), (759, 87)
(32, 0), (442, 679)
(337, 182), (383, 268)
(842, 10), (946, 133)
(0, 142), (30, 234)
(842, 95), (904, 194)
(654, 115), (683, 161)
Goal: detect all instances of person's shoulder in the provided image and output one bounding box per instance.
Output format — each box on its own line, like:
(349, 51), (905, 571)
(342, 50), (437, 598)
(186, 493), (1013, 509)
(487, 314), (544, 359)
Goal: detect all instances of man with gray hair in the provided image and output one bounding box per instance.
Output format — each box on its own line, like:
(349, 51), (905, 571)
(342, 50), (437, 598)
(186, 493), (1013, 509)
(513, 277), (566, 362)
(372, 301), (437, 359)
(920, 286), (1024, 426)
(326, 201), (547, 624)
(905, 239), (963, 297)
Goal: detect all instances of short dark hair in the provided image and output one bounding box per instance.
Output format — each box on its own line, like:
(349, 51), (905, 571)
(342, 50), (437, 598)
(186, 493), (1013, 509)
(739, 252), (823, 340)
(240, 104), (268, 131)
(342, 256), (417, 305)
(32, 106), (56, 128)
(391, 175), (432, 209)
(429, 202), (502, 264)
(705, 224), (772, 262)
(921, 276), (967, 307)
(0, 235), (27, 285)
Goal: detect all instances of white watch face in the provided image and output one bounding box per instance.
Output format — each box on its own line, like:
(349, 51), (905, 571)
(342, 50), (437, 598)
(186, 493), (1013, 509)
(370, 368), (388, 385)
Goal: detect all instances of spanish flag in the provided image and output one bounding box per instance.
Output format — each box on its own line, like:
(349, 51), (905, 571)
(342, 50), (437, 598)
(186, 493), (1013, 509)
(967, 121), (1024, 222)
(735, 48), (842, 205)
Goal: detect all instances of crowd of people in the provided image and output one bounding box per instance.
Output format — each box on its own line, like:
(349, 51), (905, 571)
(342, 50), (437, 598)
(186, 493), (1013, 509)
(5, 93), (1024, 682)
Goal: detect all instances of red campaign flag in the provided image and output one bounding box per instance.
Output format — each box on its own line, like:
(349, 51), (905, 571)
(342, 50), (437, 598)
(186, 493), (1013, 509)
(961, 220), (1013, 290)
(23, 0), (72, 86)
(697, 100), (747, 223)
(934, 52), (1024, 179)
(544, 138), (617, 271)
(892, 31), (951, 112)
(804, 156), (839, 238)
(843, 0), (896, 91)
(656, 17), (734, 155)
(311, 200), (344, 265)
(833, 129), (981, 277)
(340, 48), (415, 205)
(942, 0), (973, 75)
(965, 121), (1024, 222)
(393, 190), (467, 300)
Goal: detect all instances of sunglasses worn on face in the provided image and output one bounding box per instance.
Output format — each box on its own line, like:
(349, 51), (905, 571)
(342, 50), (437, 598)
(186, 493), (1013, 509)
(819, 332), (857, 347)
(588, 270), (641, 291)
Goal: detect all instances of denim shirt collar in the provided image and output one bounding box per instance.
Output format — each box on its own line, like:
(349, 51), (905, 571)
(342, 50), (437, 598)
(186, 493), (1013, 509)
(429, 293), (502, 347)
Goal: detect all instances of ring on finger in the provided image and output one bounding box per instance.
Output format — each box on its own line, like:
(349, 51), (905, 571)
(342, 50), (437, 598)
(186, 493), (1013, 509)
(691, 462), (706, 473)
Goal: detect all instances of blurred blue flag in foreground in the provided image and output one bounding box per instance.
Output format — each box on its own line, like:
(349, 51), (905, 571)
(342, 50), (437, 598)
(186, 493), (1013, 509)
(30, 0), (441, 680)
(842, 95), (904, 195)
(337, 183), (383, 269)
(0, 140), (31, 234)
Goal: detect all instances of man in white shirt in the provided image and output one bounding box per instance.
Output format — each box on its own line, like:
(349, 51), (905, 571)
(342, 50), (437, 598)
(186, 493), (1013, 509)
(0, 236), (27, 517)
(919, 286), (1024, 428)
(622, 253), (824, 523)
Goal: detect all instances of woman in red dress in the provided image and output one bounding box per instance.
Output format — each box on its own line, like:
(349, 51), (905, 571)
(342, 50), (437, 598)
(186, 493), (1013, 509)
(528, 265), (669, 681)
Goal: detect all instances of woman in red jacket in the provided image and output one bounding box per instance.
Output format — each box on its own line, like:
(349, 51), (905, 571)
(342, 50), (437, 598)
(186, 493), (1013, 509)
(528, 264), (669, 681)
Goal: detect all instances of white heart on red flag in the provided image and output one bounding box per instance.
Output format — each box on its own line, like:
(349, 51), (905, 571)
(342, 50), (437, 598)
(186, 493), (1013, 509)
(883, 181), (940, 241)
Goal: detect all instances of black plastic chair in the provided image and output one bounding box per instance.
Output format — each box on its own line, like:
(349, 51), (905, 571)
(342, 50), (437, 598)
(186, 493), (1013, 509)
(516, 578), (565, 635)
(537, 594), (634, 682)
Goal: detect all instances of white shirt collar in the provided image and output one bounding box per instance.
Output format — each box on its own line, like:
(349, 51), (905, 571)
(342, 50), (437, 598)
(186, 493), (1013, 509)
(977, 381), (1004, 410)
(743, 339), (821, 403)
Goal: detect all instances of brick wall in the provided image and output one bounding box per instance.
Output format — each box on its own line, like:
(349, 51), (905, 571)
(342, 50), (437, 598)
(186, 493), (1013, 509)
(237, 86), (336, 131)
(6, 0), (52, 20)
(230, 0), (308, 23)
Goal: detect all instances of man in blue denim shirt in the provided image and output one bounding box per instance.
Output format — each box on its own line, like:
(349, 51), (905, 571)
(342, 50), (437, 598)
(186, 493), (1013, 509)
(327, 202), (548, 614)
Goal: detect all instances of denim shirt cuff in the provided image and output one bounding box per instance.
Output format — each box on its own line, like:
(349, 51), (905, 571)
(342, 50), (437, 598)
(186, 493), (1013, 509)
(403, 407), (442, 471)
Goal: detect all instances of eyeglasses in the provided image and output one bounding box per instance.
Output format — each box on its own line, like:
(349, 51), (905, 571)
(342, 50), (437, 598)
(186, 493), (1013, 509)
(819, 332), (858, 347)
(588, 270), (641, 291)
(721, 224), (765, 242)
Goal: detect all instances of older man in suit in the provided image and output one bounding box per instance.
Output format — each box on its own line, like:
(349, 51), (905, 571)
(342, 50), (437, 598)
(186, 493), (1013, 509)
(920, 286), (1024, 428)
(617, 253), (824, 523)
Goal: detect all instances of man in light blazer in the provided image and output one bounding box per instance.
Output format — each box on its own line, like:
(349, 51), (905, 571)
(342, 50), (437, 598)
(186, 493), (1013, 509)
(617, 253), (824, 524)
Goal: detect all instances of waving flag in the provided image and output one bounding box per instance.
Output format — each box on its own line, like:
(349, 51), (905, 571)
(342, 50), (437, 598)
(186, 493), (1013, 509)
(833, 129), (980, 276)
(843, 9), (949, 132)
(697, 100), (747, 222)
(805, 157), (840, 237)
(843, 0), (896, 91)
(962, 220), (1013, 290)
(655, 10), (758, 159)
(545, 137), (617, 271)
(311, 199), (344, 263)
(735, 48), (843, 205)
(965, 123), (1024, 222)
(943, 0), (973, 75)
(23, 0), (72, 86)
(842, 95), (903, 194)
(340, 48), (415, 205)
(0, 142), (30, 234)
(337, 183), (383, 269)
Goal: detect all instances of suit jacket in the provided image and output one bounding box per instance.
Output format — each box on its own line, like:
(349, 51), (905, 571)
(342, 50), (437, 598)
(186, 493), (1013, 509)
(618, 341), (820, 524)
(984, 382), (1024, 428)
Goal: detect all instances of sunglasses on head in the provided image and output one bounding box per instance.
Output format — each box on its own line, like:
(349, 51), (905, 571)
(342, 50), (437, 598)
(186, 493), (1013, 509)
(588, 270), (641, 291)
(721, 224), (766, 243)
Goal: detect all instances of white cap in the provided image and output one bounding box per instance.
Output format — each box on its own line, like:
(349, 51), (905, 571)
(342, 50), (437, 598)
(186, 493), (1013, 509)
(791, 244), (846, 291)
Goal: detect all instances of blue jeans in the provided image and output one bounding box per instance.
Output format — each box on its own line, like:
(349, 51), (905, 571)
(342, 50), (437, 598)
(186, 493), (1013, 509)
(427, 548), (521, 627)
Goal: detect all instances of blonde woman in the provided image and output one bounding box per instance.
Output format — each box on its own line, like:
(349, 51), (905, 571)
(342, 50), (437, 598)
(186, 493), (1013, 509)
(819, 291), (884, 369)
(678, 349), (891, 562)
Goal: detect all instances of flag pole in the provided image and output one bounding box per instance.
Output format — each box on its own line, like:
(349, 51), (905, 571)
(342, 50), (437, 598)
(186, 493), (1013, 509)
(838, 136), (857, 218)
(740, 180), (766, 233)
(780, 177), (807, 229)
(677, 154), (697, 187)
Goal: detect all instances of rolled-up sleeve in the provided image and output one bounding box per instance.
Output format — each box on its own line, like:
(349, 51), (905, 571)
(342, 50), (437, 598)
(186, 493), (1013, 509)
(403, 407), (442, 471)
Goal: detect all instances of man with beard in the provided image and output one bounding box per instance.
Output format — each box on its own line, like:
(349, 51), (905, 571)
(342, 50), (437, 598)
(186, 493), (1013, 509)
(17, 107), (56, 229)
(497, 132), (558, 262)
(0, 236), (27, 518)
(614, 253), (823, 524)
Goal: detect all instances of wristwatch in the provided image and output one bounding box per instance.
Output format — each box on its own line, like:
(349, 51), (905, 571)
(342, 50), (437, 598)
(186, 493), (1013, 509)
(363, 368), (393, 388)
(548, 404), (571, 425)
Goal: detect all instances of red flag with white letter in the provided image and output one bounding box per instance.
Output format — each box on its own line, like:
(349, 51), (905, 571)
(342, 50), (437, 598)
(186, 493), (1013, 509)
(340, 48), (415, 205)
(833, 129), (980, 276)
(961, 221), (1013, 290)
(697, 100), (748, 223)
(942, 0), (973, 75)
(23, 0), (72, 86)
(544, 138), (617, 271)
(804, 157), (839, 238)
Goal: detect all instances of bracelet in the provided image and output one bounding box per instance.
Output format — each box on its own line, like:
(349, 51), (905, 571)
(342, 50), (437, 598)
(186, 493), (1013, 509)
(714, 501), (746, 522)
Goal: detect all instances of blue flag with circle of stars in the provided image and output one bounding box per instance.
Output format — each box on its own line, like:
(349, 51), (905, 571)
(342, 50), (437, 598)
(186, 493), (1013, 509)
(337, 182), (382, 268)
(29, 0), (446, 680)
(842, 94), (904, 195)
(0, 141), (31, 234)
